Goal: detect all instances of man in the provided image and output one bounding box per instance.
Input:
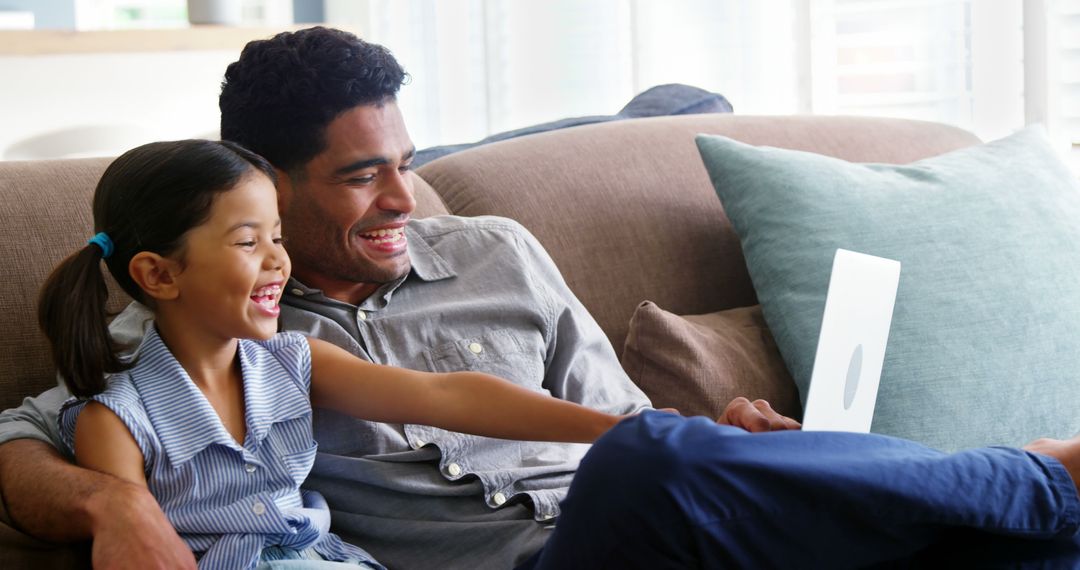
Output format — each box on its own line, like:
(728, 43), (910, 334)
(0, 26), (1077, 569)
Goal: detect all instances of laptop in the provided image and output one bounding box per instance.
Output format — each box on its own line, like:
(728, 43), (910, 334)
(800, 249), (901, 433)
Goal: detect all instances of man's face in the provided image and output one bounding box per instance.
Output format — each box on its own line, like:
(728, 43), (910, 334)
(277, 101), (417, 304)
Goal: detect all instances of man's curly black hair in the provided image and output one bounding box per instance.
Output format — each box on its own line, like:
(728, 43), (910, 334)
(219, 26), (409, 173)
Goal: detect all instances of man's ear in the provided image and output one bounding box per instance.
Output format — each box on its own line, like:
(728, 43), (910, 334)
(274, 167), (293, 215)
(129, 252), (181, 301)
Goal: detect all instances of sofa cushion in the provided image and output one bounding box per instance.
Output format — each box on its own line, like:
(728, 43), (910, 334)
(621, 301), (800, 420)
(696, 126), (1080, 451)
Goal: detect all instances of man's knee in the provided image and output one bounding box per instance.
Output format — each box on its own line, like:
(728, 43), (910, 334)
(576, 411), (739, 499)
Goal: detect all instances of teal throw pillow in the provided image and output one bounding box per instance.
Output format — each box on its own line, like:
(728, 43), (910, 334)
(696, 127), (1080, 451)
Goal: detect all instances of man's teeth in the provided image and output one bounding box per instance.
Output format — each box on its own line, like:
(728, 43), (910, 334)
(360, 227), (405, 244)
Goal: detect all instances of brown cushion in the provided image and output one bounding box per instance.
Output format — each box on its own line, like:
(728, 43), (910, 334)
(622, 301), (801, 420)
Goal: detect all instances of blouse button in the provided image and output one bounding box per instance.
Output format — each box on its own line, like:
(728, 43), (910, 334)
(244, 464), (257, 474)
(493, 492), (507, 506)
(447, 463), (462, 476)
(252, 501), (267, 516)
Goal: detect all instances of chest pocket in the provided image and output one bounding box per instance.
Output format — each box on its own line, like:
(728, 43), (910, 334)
(422, 328), (546, 392)
(262, 415), (317, 485)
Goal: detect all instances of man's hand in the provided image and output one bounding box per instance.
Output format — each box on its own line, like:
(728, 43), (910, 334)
(88, 479), (195, 570)
(0, 439), (194, 570)
(717, 397), (801, 432)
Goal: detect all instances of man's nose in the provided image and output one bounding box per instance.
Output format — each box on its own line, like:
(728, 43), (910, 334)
(377, 169), (417, 215)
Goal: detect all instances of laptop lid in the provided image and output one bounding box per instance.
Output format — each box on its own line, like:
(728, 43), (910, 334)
(800, 249), (901, 433)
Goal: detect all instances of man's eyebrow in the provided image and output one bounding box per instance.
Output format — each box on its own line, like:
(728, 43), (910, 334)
(333, 149), (418, 177)
(333, 157), (389, 177)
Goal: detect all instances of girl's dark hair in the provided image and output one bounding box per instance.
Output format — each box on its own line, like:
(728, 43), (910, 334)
(37, 139), (276, 397)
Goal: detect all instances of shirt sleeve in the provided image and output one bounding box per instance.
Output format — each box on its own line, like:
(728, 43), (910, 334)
(511, 223), (653, 415)
(58, 378), (153, 463)
(0, 385), (71, 451)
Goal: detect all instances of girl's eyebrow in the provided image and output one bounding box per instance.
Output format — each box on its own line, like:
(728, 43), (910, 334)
(225, 219), (282, 233)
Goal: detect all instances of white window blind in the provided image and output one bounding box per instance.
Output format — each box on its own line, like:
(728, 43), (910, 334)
(1053, 0), (1080, 167)
(809, 0), (975, 123)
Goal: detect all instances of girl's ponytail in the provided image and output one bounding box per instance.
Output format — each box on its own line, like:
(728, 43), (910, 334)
(37, 236), (128, 397)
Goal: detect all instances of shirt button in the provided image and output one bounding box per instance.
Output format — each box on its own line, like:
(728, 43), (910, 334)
(244, 464), (257, 474)
(468, 342), (483, 354)
(290, 288), (304, 296)
(493, 492), (507, 506)
(252, 502), (266, 516)
(357, 310), (367, 321)
(447, 463), (462, 476)
(413, 439), (426, 449)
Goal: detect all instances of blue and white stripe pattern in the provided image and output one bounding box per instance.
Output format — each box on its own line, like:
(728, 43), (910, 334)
(59, 326), (382, 570)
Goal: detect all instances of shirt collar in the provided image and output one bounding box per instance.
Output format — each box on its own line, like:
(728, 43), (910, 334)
(236, 336), (312, 446)
(404, 223), (456, 282)
(131, 326), (240, 465)
(131, 326), (309, 466)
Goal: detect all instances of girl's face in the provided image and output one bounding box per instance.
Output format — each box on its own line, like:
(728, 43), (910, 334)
(169, 172), (291, 342)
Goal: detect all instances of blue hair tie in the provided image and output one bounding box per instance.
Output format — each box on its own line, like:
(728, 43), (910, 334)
(87, 232), (114, 259)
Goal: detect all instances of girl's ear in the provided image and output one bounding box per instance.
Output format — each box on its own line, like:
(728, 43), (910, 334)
(129, 252), (182, 301)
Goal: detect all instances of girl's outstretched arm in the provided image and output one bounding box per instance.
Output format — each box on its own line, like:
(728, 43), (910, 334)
(308, 338), (626, 443)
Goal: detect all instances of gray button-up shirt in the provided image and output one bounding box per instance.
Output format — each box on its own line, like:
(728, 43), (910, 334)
(0, 215), (651, 569)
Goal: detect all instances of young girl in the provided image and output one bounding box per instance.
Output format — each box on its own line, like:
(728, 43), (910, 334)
(38, 140), (626, 570)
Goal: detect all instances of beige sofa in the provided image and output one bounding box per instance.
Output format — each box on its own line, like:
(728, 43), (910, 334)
(0, 114), (979, 566)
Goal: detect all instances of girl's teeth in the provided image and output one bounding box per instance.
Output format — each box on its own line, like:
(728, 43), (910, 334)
(252, 285), (281, 298)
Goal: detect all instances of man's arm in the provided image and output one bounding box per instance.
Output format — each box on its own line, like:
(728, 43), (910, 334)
(0, 387), (194, 569)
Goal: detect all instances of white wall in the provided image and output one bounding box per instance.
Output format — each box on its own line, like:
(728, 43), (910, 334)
(1, 50), (234, 158)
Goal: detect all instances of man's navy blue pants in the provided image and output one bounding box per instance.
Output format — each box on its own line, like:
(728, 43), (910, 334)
(520, 411), (1080, 569)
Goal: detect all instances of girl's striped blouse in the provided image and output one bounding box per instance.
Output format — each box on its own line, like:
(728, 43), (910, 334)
(59, 327), (382, 570)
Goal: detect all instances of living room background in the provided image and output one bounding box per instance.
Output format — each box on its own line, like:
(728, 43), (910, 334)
(1, 0), (1077, 172)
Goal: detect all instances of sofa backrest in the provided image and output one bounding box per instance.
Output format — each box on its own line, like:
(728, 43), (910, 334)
(0, 115), (978, 410)
(416, 114), (980, 353)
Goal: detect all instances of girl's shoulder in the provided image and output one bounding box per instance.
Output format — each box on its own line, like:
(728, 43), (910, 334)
(250, 330), (308, 353)
(242, 331), (312, 393)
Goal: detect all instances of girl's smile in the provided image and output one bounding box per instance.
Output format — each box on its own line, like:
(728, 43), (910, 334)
(250, 282), (284, 317)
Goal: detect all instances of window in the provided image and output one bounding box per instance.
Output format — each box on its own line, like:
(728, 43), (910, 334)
(72, 0), (292, 29)
(1051, 0), (1080, 167)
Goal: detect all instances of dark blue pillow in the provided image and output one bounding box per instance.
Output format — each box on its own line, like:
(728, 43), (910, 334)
(413, 84), (732, 167)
